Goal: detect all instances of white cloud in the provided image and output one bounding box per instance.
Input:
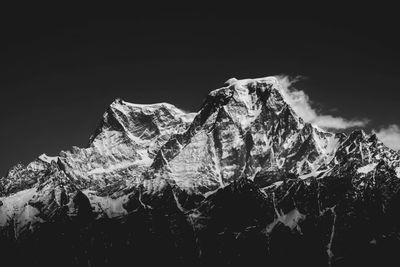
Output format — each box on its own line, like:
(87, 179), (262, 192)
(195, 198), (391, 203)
(276, 75), (369, 130)
(374, 124), (400, 151)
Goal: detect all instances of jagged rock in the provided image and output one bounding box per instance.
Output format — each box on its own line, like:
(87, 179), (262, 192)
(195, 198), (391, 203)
(1, 76), (400, 266)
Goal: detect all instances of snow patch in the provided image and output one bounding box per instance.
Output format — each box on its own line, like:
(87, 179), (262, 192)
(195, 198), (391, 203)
(85, 191), (128, 217)
(87, 161), (138, 175)
(266, 208), (306, 233)
(357, 163), (378, 174)
(327, 206), (337, 267)
(262, 181), (284, 190)
(225, 76), (280, 91)
(299, 170), (323, 179)
(273, 181), (283, 187)
(0, 188), (37, 226)
(38, 153), (59, 163)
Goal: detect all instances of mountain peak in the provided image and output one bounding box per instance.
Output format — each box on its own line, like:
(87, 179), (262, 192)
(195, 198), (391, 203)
(2, 76), (400, 266)
(38, 153), (59, 164)
(3, 76), (399, 196)
(225, 76), (280, 89)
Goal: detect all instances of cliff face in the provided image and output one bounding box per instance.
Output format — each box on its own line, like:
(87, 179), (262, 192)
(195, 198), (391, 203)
(1, 77), (399, 266)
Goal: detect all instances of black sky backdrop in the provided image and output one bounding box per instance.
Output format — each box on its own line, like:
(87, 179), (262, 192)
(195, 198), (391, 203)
(1, 5), (400, 175)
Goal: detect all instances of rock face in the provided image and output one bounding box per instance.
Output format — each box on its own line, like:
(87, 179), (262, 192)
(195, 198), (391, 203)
(1, 77), (400, 267)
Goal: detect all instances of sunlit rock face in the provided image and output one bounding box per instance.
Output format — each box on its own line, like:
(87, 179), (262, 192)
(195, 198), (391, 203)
(1, 77), (400, 267)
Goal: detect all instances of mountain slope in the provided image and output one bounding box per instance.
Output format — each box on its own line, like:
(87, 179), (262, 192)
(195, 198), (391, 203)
(1, 76), (400, 267)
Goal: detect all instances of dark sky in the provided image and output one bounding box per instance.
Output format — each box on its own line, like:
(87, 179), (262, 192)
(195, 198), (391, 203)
(1, 5), (400, 175)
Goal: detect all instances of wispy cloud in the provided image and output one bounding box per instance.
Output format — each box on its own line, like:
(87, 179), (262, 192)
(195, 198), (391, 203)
(276, 75), (369, 130)
(374, 124), (400, 151)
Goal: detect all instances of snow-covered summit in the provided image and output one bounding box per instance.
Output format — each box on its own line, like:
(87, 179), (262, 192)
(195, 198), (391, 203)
(56, 97), (196, 192)
(1, 76), (400, 267)
(38, 153), (59, 164)
(225, 76), (280, 88)
(1, 76), (399, 222)
(151, 77), (371, 191)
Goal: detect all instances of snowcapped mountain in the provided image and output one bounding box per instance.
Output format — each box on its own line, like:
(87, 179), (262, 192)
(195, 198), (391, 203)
(59, 99), (195, 191)
(1, 77), (400, 267)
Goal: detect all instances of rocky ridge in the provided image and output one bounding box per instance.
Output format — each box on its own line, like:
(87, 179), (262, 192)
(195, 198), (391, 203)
(1, 77), (399, 267)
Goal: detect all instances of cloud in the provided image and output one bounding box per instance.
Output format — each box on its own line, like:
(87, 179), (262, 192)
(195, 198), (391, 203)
(374, 124), (400, 151)
(276, 75), (369, 130)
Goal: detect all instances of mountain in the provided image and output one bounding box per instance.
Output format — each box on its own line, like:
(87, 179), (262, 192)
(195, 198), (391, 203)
(1, 77), (400, 267)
